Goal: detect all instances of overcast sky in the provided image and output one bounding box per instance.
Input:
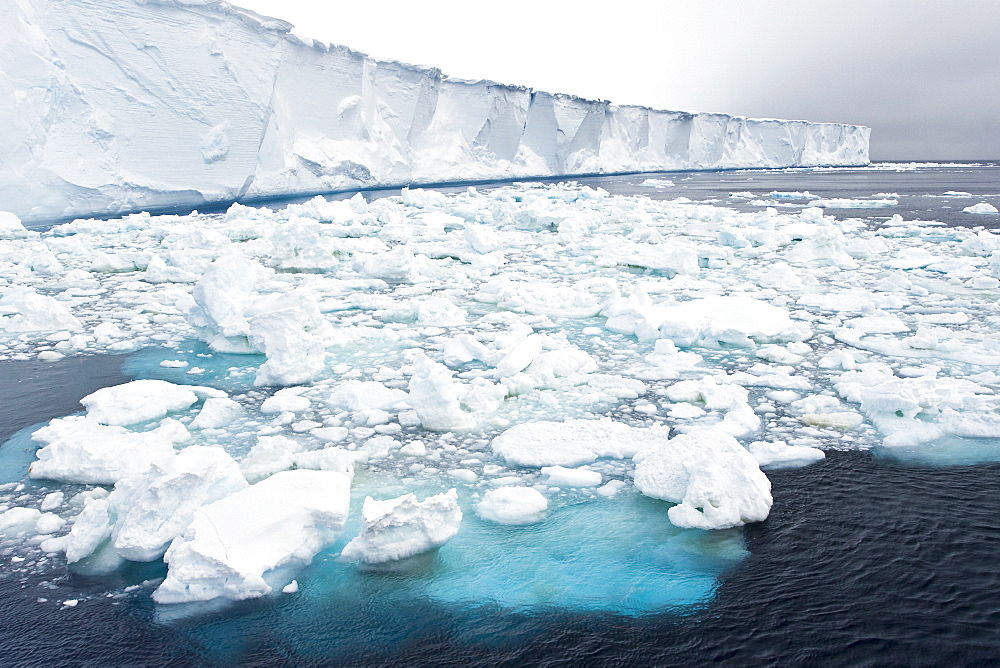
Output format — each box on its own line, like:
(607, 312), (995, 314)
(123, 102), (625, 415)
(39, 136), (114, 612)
(236, 0), (999, 160)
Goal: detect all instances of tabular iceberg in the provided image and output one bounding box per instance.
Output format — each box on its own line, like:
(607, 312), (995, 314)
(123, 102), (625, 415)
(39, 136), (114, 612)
(1, 0), (870, 226)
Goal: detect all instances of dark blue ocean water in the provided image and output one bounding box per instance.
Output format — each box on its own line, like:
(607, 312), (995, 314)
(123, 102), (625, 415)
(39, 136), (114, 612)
(3, 164), (1000, 666)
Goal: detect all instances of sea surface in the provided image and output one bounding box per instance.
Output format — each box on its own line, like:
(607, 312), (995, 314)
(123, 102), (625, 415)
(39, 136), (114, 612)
(2, 163), (1000, 666)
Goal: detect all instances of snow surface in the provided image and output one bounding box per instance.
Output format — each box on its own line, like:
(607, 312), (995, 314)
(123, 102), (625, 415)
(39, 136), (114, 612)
(1, 0), (869, 226)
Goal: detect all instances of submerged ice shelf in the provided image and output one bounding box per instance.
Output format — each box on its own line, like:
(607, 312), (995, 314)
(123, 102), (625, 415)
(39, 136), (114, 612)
(1, 0), (869, 227)
(2, 174), (1000, 614)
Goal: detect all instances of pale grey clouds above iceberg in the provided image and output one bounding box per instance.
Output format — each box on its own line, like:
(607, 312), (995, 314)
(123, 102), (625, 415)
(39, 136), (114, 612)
(237, 0), (1000, 161)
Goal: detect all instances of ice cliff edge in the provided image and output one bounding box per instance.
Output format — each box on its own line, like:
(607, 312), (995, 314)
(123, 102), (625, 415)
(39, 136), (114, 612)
(1, 0), (871, 225)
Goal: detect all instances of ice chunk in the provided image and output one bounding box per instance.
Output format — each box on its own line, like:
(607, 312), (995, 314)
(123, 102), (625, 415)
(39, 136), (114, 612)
(244, 289), (334, 387)
(327, 381), (408, 412)
(81, 380), (219, 426)
(476, 281), (605, 319)
(181, 254), (267, 353)
(154, 470), (352, 604)
(40, 491), (65, 512)
(540, 466), (603, 488)
(340, 489), (462, 564)
(606, 294), (808, 348)
(354, 247), (416, 282)
(35, 512), (65, 534)
(109, 446), (249, 562)
(494, 333), (544, 377)
(632, 428), (772, 530)
(30, 417), (176, 485)
(267, 218), (339, 272)
(476, 487), (548, 525)
(789, 395), (864, 430)
(784, 224), (858, 269)
(812, 198), (897, 208)
(665, 376), (761, 437)
(464, 224), (502, 254)
(448, 468), (478, 483)
(143, 255), (198, 284)
(0, 290), (81, 333)
(239, 435), (301, 483)
(292, 447), (363, 474)
(0, 507), (43, 536)
(599, 240), (699, 277)
(960, 230), (1000, 256)
(64, 498), (113, 563)
(596, 480), (627, 497)
(0, 212), (35, 240)
(799, 412), (864, 430)
(748, 440), (825, 470)
(406, 354), (475, 431)
(240, 435), (360, 482)
(181, 255), (333, 386)
(443, 333), (491, 366)
(260, 391), (311, 414)
(491, 419), (667, 467)
(190, 397), (244, 430)
(848, 375), (992, 448)
(963, 203), (999, 215)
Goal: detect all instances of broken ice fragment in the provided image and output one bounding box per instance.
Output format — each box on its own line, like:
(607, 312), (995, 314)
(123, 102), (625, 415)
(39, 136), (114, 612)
(340, 489), (462, 564)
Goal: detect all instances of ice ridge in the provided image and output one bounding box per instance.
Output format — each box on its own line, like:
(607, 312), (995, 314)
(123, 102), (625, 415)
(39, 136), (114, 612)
(1, 0), (870, 225)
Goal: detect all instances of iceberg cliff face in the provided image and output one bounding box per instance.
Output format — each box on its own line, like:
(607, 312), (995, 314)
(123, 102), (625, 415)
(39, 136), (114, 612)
(1, 0), (871, 225)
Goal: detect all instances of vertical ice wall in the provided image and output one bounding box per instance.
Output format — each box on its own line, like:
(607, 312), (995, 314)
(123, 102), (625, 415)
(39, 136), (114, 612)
(0, 0), (870, 225)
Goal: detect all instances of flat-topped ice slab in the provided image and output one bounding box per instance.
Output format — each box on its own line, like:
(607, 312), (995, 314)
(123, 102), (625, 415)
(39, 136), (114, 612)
(154, 469), (352, 604)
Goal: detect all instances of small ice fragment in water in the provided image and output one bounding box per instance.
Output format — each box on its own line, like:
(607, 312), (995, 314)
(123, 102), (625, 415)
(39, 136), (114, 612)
(476, 487), (548, 525)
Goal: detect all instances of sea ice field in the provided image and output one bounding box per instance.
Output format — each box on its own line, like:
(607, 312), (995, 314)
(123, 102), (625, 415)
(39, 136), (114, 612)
(1, 163), (1000, 664)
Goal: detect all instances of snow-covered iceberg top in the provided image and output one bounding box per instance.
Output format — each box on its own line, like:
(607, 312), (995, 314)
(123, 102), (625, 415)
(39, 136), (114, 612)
(1, 0), (869, 226)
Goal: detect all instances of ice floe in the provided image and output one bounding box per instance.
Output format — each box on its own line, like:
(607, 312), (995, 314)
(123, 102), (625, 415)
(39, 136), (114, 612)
(340, 489), (462, 564)
(153, 469), (352, 604)
(632, 429), (772, 530)
(476, 487), (549, 525)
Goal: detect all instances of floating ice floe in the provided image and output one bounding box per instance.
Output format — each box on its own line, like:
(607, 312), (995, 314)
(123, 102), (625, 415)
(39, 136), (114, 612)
(0, 290), (81, 333)
(811, 198), (898, 208)
(963, 203), (999, 215)
(604, 292), (810, 348)
(154, 469), (352, 604)
(179, 254), (333, 386)
(476, 487), (549, 525)
(81, 379), (225, 426)
(491, 419), (667, 467)
(29, 417), (180, 485)
(341, 489), (462, 564)
(632, 428), (772, 530)
(748, 440), (826, 470)
(837, 370), (998, 448)
(64, 446), (248, 564)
